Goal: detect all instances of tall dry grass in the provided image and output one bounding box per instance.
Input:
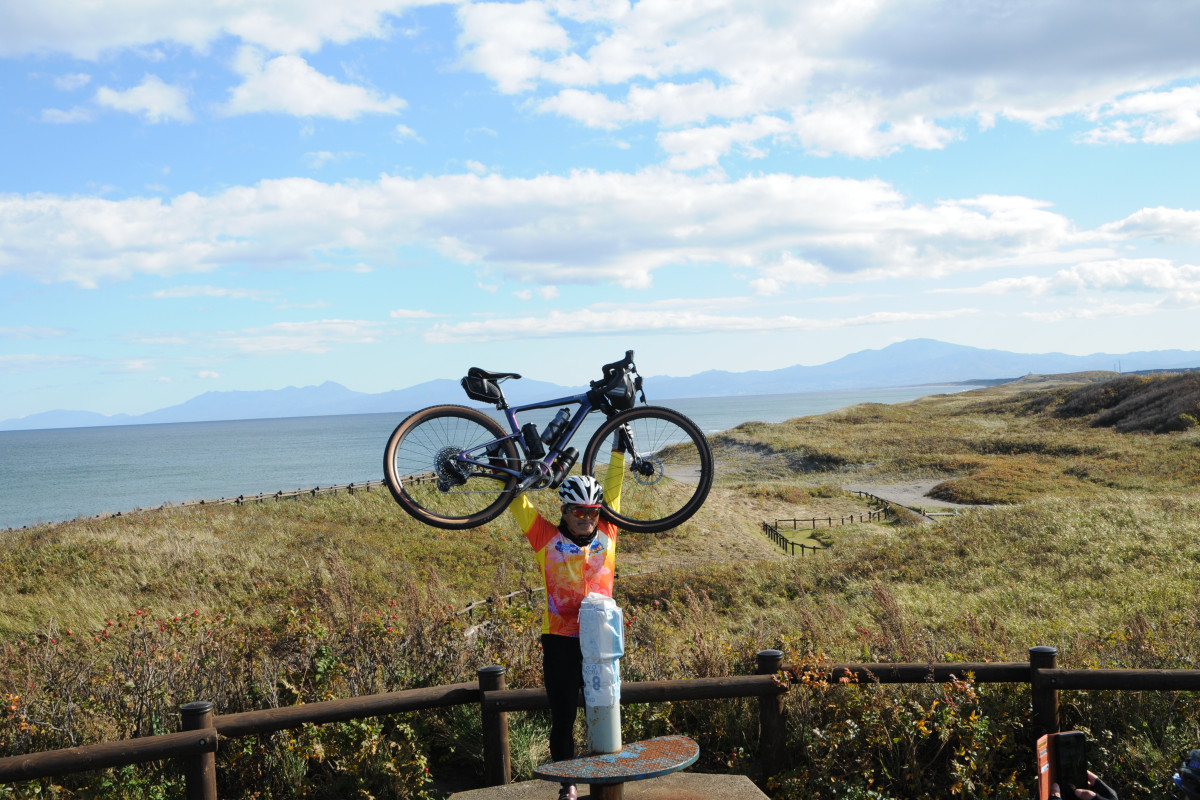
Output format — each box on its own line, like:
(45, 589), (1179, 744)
(2, 373), (1199, 798)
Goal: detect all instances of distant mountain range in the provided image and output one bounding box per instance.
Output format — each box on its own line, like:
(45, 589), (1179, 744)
(5, 339), (1199, 431)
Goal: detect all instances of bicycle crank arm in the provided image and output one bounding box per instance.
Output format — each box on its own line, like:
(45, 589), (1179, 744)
(516, 462), (553, 492)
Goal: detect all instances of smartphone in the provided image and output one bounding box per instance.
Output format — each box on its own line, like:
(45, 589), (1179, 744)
(1055, 731), (1088, 798)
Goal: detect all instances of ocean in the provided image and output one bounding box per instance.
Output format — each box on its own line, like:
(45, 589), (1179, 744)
(0, 385), (971, 530)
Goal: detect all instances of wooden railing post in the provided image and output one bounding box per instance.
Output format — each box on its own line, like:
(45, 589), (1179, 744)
(1029, 646), (1059, 737)
(179, 702), (217, 800)
(478, 665), (511, 786)
(755, 649), (786, 780)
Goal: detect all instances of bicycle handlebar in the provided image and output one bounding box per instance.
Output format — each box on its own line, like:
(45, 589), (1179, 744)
(594, 350), (635, 392)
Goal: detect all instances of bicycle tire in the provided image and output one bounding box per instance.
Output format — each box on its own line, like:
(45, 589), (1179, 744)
(582, 406), (714, 533)
(383, 404), (520, 530)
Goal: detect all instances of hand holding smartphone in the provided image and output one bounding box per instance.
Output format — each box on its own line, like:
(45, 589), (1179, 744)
(1038, 731), (1088, 800)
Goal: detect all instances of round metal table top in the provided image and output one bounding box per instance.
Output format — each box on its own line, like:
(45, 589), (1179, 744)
(533, 736), (700, 786)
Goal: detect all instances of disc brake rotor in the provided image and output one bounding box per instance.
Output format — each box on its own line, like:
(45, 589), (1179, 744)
(630, 456), (664, 486)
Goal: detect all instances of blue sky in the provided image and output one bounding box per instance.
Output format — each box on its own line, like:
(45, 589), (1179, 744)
(3, 0), (1200, 421)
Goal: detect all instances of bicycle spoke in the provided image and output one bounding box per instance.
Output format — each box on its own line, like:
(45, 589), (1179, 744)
(384, 406), (518, 529)
(584, 407), (713, 533)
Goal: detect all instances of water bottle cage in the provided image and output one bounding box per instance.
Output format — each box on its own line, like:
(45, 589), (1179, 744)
(540, 409), (571, 446)
(521, 422), (546, 459)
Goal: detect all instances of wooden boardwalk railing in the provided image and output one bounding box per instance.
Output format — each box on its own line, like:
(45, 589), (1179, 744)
(772, 509), (887, 530)
(3, 646), (1199, 796)
(760, 493), (893, 555)
(761, 521), (824, 555)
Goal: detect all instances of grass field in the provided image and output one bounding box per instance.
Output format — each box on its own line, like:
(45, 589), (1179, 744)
(1, 370), (1198, 799)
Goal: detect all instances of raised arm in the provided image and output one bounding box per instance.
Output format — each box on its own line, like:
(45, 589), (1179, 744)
(600, 426), (627, 514)
(508, 492), (540, 536)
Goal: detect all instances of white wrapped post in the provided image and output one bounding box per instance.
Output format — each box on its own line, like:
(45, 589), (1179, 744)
(578, 592), (624, 754)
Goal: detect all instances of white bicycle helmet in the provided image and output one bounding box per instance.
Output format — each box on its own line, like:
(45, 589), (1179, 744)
(558, 475), (604, 507)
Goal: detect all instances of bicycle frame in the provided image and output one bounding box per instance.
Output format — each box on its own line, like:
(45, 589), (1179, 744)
(463, 389), (606, 493)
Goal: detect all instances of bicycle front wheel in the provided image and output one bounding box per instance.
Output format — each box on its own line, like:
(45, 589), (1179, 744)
(582, 406), (714, 533)
(383, 404), (519, 530)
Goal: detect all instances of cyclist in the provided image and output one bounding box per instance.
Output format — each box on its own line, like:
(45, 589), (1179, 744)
(508, 442), (626, 800)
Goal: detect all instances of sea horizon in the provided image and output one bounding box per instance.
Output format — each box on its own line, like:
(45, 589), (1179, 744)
(1, 383), (973, 530)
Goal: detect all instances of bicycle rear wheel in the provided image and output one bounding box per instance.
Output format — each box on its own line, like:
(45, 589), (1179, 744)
(383, 404), (519, 530)
(582, 406), (714, 533)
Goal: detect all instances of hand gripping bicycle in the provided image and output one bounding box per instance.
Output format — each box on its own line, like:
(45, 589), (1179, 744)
(382, 350), (714, 531)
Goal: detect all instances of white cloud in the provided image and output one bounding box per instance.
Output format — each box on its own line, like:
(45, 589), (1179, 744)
(95, 75), (192, 123)
(451, 0), (1200, 163)
(517, 285), (562, 300)
(1099, 207), (1200, 241)
(536, 90), (628, 130)
(791, 104), (958, 159)
(659, 115), (791, 170)
(218, 319), (391, 354)
(41, 106), (93, 123)
(0, 354), (84, 374)
(465, 125), (498, 139)
(456, 2), (574, 94)
(0, 192), (220, 287)
(465, 160), (488, 175)
(538, 79), (778, 130)
(149, 285), (278, 301)
(1078, 120), (1136, 145)
(393, 124), (423, 142)
(222, 47), (406, 119)
(198, 370), (220, 378)
(1086, 85), (1200, 145)
(426, 305), (977, 343)
(0, 0), (433, 58)
(305, 151), (338, 168)
(968, 259), (1200, 306)
(749, 254), (837, 296)
(1022, 301), (1164, 323)
(390, 308), (442, 318)
(0, 170), (1115, 290)
(54, 72), (91, 91)
(10, 0), (1200, 167)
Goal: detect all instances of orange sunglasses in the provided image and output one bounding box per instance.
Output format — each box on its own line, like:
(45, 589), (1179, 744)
(566, 506), (601, 519)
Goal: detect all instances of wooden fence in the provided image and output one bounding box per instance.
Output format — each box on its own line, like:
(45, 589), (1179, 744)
(761, 507), (888, 556)
(761, 522), (824, 556)
(773, 509), (888, 530)
(4, 646), (1200, 797)
(4, 480), (389, 531)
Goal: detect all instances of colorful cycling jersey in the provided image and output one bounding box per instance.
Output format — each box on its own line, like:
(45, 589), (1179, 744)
(509, 451), (625, 637)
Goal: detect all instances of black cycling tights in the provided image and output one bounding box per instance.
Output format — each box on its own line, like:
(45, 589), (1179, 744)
(541, 633), (583, 762)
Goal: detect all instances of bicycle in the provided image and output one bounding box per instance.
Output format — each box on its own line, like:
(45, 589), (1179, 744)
(382, 350), (714, 532)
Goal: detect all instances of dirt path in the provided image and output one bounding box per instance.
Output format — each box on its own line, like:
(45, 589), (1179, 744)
(840, 481), (992, 511)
